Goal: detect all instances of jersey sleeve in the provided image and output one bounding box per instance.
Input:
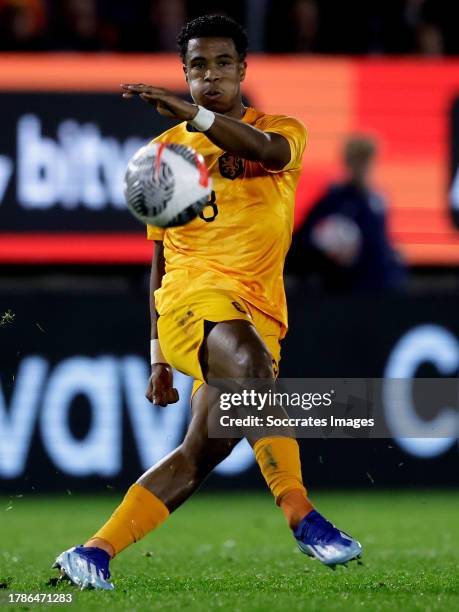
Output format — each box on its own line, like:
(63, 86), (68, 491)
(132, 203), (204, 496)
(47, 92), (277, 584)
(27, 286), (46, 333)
(262, 116), (308, 173)
(146, 224), (165, 241)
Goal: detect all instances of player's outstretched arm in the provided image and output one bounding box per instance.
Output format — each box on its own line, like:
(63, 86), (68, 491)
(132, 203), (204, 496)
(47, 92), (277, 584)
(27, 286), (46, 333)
(145, 240), (179, 407)
(203, 114), (291, 170)
(120, 84), (291, 170)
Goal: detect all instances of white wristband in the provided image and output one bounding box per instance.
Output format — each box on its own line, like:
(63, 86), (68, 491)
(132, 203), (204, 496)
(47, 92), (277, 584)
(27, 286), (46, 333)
(189, 105), (215, 132)
(150, 339), (167, 365)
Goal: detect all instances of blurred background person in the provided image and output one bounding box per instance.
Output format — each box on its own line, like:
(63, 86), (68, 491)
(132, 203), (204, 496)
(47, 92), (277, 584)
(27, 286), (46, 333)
(266, 0), (323, 53)
(116, 0), (186, 52)
(152, 0), (187, 51)
(0, 0), (454, 55)
(415, 21), (444, 56)
(284, 0), (320, 53)
(0, 0), (47, 51)
(287, 136), (406, 293)
(47, 0), (105, 51)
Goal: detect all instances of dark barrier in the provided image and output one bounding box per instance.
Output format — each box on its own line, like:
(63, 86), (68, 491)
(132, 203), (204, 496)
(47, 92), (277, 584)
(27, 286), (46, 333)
(1, 289), (458, 492)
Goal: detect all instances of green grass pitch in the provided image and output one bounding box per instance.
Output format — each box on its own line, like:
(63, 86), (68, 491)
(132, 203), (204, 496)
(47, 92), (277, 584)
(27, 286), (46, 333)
(1, 490), (458, 611)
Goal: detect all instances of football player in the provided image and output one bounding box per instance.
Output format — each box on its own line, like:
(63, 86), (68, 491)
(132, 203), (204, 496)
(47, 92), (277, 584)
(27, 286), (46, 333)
(54, 15), (361, 590)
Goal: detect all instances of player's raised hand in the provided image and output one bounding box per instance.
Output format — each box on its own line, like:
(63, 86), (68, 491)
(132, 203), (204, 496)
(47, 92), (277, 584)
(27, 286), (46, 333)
(146, 363), (180, 407)
(121, 83), (198, 121)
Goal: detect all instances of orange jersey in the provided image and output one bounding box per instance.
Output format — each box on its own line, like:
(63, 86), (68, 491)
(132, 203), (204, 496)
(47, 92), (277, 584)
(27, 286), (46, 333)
(147, 107), (307, 337)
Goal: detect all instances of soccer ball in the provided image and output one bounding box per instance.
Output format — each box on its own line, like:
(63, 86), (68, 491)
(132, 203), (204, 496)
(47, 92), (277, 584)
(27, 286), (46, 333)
(124, 142), (212, 228)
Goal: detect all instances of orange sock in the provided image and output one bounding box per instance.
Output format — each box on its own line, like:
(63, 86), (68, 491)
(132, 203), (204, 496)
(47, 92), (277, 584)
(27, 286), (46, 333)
(253, 436), (314, 529)
(279, 489), (314, 529)
(88, 483), (169, 556)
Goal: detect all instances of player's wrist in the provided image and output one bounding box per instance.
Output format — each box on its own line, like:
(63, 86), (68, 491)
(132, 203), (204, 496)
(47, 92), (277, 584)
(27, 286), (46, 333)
(187, 104), (199, 121)
(189, 105), (215, 131)
(150, 339), (168, 366)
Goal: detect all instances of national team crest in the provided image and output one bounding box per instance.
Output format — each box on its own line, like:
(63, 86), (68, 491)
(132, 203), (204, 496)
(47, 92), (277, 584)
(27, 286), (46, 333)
(219, 153), (244, 180)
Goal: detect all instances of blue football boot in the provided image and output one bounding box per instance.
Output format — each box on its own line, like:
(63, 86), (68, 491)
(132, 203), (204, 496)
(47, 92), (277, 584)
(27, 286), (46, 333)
(52, 545), (114, 590)
(294, 510), (362, 569)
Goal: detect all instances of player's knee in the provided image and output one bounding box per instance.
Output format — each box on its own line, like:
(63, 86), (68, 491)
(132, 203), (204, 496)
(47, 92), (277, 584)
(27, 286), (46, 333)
(205, 439), (237, 467)
(173, 445), (202, 489)
(233, 343), (273, 379)
(181, 438), (235, 476)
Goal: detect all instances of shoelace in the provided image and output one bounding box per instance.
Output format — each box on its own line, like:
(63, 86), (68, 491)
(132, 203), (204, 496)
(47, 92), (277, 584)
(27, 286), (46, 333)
(295, 512), (339, 545)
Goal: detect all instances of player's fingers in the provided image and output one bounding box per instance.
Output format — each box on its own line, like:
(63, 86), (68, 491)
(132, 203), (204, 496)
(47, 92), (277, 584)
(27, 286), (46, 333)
(151, 385), (168, 406)
(157, 394), (168, 407)
(145, 385), (154, 403)
(121, 83), (145, 89)
(121, 85), (140, 94)
(140, 93), (157, 103)
(167, 388), (180, 404)
(128, 85), (167, 96)
(152, 394), (163, 406)
(123, 84), (161, 94)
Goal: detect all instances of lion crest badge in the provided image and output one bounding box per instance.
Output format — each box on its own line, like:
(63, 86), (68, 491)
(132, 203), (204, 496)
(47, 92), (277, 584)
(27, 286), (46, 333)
(219, 153), (244, 180)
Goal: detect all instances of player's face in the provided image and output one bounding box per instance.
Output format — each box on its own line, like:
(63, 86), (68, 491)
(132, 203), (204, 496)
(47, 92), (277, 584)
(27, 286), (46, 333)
(184, 37), (246, 114)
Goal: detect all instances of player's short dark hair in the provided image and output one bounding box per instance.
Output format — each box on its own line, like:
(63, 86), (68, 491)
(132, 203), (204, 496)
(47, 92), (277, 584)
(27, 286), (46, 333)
(177, 14), (248, 62)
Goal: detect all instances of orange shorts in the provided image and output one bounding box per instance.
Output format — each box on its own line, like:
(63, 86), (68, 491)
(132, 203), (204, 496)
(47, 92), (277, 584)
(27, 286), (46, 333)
(157, 289), (282, 396)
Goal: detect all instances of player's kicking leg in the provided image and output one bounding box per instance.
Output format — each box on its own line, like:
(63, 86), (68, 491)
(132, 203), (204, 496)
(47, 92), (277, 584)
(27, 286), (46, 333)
(53, 384), (239, 590)
(201, 319), (362, 569)
(53, 318), (361, 588)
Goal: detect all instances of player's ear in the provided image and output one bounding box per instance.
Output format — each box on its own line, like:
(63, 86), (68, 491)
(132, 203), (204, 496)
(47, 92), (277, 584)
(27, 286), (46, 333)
(183, 64), (189, 83)
(239, 61), (247, 82)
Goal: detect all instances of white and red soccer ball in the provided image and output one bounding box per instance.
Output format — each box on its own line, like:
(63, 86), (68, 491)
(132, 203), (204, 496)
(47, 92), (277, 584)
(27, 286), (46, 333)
(124, 142), (212, 228)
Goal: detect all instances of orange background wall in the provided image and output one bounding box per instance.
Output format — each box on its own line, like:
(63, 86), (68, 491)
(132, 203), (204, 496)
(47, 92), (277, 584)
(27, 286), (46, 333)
(1, 54), (459, 265)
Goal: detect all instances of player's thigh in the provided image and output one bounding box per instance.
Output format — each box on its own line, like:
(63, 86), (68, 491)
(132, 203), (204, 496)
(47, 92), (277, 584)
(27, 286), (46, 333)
(198, 304), (282, 381)
(248, 308), (282, 377)
(204, 319), (274, 380)
(157, 291), (254, 382)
